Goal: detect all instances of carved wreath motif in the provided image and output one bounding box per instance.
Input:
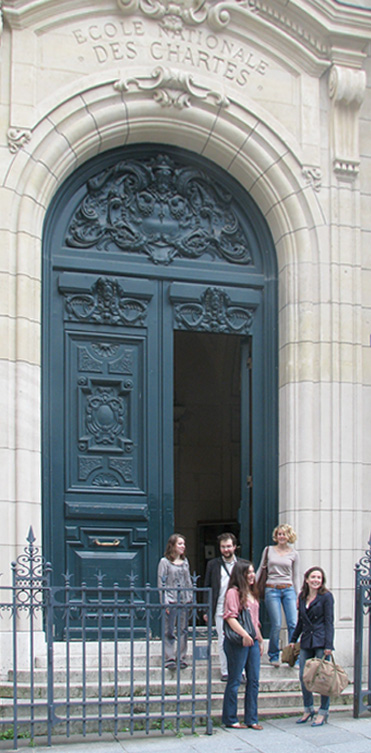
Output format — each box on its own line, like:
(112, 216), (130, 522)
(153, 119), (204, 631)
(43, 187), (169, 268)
(64, 278), (148, 325)
(174, 287), (254, 333)
(65, 155), (252, 266)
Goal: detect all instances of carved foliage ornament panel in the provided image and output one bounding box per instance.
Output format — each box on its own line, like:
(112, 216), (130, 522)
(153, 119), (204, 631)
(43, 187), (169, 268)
(65, 154), (252, 266)
(64, 278), (148, 326)
(174, 287), (255, 334)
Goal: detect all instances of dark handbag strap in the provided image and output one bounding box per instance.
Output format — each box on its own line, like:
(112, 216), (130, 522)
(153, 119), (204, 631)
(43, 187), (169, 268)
(240, 605), (256, 640)
(220, 557), (235, 577)
(262, 547), (269, 569)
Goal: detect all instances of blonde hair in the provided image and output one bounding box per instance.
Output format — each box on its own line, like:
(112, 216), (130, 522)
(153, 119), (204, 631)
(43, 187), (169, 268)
(272, 523), (297, 544)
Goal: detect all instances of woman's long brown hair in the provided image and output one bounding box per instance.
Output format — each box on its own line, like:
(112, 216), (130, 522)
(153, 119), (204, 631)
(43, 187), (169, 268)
(164, 533), (186, 562)
(227, 559), (259, 605)
(299, 566), (328, 600)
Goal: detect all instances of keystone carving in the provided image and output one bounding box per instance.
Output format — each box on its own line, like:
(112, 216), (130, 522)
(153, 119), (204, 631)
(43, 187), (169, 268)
(114, 66), (229, 110)
(329, 65), (366, 179)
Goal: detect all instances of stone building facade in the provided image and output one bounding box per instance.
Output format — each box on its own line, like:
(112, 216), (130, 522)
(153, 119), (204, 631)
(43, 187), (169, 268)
(0, 0), (371, 668)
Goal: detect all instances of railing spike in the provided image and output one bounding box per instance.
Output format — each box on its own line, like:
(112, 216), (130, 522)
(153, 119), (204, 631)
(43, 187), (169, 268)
(27, 526), (36, 544)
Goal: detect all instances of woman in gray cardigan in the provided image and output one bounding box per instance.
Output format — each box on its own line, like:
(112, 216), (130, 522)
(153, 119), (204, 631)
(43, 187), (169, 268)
(157, 533), (193, 669)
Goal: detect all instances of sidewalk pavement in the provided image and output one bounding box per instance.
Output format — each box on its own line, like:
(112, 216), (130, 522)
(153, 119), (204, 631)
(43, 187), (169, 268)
(2, 712), (371, 753)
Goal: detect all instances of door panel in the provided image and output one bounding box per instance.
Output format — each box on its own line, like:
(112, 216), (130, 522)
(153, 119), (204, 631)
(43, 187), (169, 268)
(49, 273), (160, 597)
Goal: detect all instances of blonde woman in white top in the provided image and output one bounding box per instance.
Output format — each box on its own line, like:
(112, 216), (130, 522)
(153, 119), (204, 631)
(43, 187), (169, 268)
(256, 524), (300, 667)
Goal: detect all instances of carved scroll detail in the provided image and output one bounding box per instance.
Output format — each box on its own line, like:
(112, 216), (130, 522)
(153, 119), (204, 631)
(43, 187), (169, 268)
(329, 65), (366, 180)
(7, 127), (31, 153)
(117, 0), (209, 28)
(114, 66), (229, 110)
(302, 166), (322, 193)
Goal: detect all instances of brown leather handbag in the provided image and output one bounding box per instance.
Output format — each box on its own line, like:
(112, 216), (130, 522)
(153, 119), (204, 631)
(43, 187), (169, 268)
(303, 655), (349, 697)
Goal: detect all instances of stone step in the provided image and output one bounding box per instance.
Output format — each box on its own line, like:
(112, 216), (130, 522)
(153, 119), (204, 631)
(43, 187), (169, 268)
(0, 688), (353, 725)
(0, 675), (303, 699)
(0, 701), (354, 742)
(8, 665), (301, 684)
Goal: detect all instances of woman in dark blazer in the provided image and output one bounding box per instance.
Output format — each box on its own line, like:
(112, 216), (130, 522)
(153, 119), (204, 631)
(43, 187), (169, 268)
(290, 566), (334, 727)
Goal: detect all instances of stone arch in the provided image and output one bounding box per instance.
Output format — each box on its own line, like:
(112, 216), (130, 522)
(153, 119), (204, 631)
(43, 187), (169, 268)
(5, 83), (324, 548)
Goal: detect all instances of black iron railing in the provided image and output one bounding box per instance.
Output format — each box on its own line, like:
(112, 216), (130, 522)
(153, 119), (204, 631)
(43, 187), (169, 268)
(354, 533), (371, 717)
(0, 529), (213, 748)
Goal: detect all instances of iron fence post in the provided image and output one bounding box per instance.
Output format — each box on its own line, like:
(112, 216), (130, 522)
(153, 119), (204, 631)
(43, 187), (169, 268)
(354, 563), (363, 717)
(353, 533), (371, 718)
(45, 561), (54, 746)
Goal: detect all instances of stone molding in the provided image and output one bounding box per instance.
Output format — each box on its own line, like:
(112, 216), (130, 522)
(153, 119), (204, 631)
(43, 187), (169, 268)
(328, 64), (366, 180)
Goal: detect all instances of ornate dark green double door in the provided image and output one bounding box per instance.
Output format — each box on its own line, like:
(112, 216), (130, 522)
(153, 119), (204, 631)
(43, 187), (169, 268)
(43, 145), (277, 606)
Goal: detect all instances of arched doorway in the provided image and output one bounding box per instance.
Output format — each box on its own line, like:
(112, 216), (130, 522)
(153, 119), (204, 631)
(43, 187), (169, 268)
(42, 144), (278, 601)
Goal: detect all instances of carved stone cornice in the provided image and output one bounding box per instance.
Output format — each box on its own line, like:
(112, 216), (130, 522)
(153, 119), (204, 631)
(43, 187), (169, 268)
(328, 64), (366, 180)
(114, 66), (229, 110)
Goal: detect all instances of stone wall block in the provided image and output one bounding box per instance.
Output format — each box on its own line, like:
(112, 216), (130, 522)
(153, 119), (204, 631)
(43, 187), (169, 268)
(0, 359), (15, 450)
(0, 449), (16, 504)
(15, 233), (42, 281)
(14, 449), (41, 505)
(16, 194), (50, 238)
(360, 193), (371, 232)
(15, 362), (40, 452)
(0, 270), (16, 318)
(15, 317), (40, 368)
(0, 318), (16, 362)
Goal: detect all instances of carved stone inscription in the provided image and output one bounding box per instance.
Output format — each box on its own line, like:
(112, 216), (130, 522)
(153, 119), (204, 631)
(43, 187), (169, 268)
(71, 19), (269, 88)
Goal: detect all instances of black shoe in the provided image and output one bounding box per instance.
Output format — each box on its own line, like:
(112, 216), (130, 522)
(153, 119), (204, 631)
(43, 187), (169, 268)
(221, 674), (228, 682)
(296, 711), (315, 724)
(180, 661), (188, 669)
(165, 660), (176, 670)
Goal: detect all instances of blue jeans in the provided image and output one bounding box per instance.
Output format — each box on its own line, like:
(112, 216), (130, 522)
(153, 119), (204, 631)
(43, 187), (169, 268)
(264, 586), (297, 662)
(299, 647), (330, 715)
(222, 638), (261, 726)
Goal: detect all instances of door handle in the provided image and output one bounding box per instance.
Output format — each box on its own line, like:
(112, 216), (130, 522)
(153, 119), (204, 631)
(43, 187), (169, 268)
(93, 538), (120, 547)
